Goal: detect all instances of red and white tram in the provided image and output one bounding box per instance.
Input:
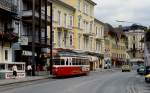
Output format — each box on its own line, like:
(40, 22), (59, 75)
(52, 56), (90, 77)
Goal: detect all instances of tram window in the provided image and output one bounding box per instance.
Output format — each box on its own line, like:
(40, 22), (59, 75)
(86, 59), (89, 65)
(79, 59), (81, 65)
(53, 59), (61, 65)
(81, 59), (84, 65)
(72, 58), (76, 65)
(72, 61), (76, 65)
(81, 59), (83, 65)
(61, 59), (65, 65)
(76, 59), (79, 65)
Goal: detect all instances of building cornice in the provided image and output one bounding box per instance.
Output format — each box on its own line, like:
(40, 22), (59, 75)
(85, 0), (97, 6)
(52, 0), (75, 11)
(94, 18), (104, 25)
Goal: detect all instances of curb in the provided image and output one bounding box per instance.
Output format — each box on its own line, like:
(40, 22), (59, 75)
(0, 76), (52, 86)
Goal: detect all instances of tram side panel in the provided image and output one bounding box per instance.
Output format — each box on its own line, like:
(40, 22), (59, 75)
(52, 57), (90, 77)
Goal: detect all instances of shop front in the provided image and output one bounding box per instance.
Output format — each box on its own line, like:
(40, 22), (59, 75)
(14, 45), (49, 76)
(89, 56), (99, 71)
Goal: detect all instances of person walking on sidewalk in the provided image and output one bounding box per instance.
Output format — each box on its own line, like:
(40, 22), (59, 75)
(12, 64), (17, 79)
(27, 64), (32, 76)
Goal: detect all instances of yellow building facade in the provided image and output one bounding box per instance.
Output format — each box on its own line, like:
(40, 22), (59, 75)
(50, 0), (75, 49)
(61, 0), (96, 51)
(93, 18), (105, 70)
(104, 24), (127, 68)
(47, 0), (105, 71)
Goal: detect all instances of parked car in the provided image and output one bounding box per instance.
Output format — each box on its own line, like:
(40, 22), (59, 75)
(137, 65), (145, 75)
(144, 66), (150, 82)
(122, 65), (131, 72)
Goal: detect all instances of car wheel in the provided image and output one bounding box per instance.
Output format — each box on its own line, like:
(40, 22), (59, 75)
(145, 78), (150, 83)
(145, 78), (148, 82)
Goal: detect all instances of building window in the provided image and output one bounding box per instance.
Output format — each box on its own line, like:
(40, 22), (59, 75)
(52, 8), (54, 21)
(84, 37), (88, 49)
(64, 31), (67, 47)
(90, 21), (92, 32)
(64, 13), (67, 27)
(78, 16), (81, 28)
(83, 3), (88, 14)
(5, 50), (8, 61)
(58, 11), (61, 26)
(96, 26), (98, 35)
(98, 42), (100, 51)
(90, 6), (93, 16)
(78, 0), (81, 11)
(70, 15), (73, 28)
(133, 36), (135, 40)
(58, 31), (61, 47)
(15, 22), (19, 34)
(70, 33), (73, 47)
(90, 38), (92, 50)
(84, 21), (88, 33)
(78, 35), (81, 49)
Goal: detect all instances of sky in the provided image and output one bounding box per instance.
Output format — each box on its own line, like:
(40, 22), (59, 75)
(93, 0), (150, 27)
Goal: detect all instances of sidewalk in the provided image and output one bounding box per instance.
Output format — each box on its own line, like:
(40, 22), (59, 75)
(0, 75), (52, 86)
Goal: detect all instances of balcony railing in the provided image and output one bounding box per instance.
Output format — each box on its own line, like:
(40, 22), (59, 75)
(22, 10), (50, 22)
(28, 36), (48, 45)
(95, 35), (103, 40)
(0, 0), (17, 13)
(83, 31), (92, 36)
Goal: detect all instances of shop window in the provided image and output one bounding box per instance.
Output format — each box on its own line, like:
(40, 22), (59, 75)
(0, 64), (5, 70)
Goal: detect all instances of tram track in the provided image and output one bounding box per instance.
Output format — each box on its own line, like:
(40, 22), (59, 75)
(0, 78), (56, 92)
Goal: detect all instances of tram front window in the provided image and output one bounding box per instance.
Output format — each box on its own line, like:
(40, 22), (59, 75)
(53, 59), (61, 65)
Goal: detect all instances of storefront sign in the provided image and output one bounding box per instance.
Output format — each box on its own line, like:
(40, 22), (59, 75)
(5, 72), (25, 79)
(12, 43), (21, 50)
(22, 50), (37, 56)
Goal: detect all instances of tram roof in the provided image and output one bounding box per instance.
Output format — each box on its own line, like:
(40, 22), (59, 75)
(54, 50), (88, 58)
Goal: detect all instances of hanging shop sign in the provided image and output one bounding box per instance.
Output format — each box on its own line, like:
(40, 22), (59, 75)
(20, 36), (28, 45)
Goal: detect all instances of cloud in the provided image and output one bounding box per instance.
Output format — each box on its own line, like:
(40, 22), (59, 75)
(93, 0), (150, 27)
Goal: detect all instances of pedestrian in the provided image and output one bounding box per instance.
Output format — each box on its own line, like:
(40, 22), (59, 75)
(27, 64), (32, 76)
(12, 64), (17, 79)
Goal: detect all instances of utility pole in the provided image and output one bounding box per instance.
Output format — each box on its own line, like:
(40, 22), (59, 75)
(50, 2), (53, 75)
(32, 0), (36, 76)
